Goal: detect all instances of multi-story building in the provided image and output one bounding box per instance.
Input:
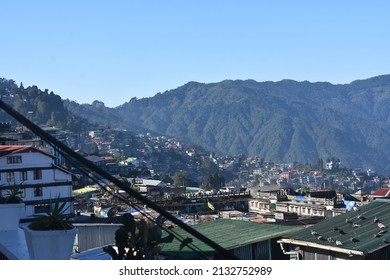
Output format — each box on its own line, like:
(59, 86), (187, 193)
(0, 145), (74, 219)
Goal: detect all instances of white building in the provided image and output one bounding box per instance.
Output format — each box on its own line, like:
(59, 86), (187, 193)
(0, 145), (74, 218)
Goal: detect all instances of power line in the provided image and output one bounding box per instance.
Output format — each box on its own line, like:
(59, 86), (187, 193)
(0, 99), (239, 260)
(68, 153), (210, 259)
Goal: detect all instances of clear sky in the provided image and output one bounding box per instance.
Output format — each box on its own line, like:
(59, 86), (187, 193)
(1, 0), (389, 107)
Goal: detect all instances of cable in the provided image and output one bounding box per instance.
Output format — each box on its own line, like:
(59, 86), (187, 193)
(0, 99), (238, 259)
(65, 151), (211, 259)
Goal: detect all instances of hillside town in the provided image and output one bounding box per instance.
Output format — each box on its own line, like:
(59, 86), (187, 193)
(1, 120), (390, 260)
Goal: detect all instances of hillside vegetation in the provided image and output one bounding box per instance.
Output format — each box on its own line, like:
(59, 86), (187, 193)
(113, 75), (390, 173)
(2, 75), (390, 173)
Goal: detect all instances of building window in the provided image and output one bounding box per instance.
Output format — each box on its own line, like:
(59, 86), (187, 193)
(20, 188), (26, 198)
(6, 172), (15, 182)
(7, 156), (22, 164)
(34, 204), (50, 214)
(34, 187), (43, 197)
(20, 171), (28, 181)
(33, 170), (42, 180)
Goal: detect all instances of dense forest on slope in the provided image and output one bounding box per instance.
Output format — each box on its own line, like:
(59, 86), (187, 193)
(3, 75), (390, 173)
(110, 75), (390, 173)
(63, 99), (151, 134)
(0, 78), (88, 132)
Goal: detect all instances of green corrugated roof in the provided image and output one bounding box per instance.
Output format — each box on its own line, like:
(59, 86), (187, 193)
(160, 219), (302, 259)
(281, 199), (390, 255)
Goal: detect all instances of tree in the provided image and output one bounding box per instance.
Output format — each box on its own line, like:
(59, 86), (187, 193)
(173, 172), (198, 188)
(159, 173), (174, 184)
(90, 141), (99, 155)
(103, 213), (174, 260)
(173, 172), (190, 187)
(203, 172), (225, 191)
(199, 157), (218, 175)
(317, 158), (324, 172)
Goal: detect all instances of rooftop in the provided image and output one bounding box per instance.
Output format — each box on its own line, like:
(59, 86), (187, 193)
(70, 219), (302, 260)
(159, 219), (302, 259)
(0, 145), (29, 156)
(371, 188), (390, 197)
(0, 145), (54, 158)
(280, 199), (390, 256)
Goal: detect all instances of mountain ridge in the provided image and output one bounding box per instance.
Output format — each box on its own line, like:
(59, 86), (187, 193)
(110, 74), (390, 173)
(2, 75), (390, 173)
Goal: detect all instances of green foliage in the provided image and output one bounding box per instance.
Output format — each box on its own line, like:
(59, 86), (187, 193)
(159, 173), (174, 184)
(109, 75), (390, 174)
(203, 172), (225, 191)
(28, 196), (73, 230)
(0, 78), (89, 133)
(4, 75), (390, 173)
(199, 157), (219, 175)
(0, 183), (24, 204)
(103, 213), (174, 260)
(173, 172), (190, 187)
(173, 172), (198, 188)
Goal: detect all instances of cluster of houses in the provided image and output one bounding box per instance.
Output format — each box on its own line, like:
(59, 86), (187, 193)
(2, 121), (390, 260)
(2, 139), (390, 260)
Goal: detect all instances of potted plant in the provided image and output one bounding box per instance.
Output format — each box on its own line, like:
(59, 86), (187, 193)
(0, 184), (25, 231)
(21, 196), (78, 260)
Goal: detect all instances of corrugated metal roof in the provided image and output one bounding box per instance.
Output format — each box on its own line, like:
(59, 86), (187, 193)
(160, 219), (302, 259)
(280, 199), (390, 256)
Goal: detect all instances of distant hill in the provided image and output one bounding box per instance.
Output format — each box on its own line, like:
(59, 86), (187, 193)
(0, 78), (89, 132)
(3, 75), (390, 174)
(110, 75), (390, 174)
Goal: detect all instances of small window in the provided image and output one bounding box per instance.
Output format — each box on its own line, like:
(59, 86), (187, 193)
(6, 172), (15, 182)
(7, 156), (22, 164)
(33, 170), (42, 180)
(20, 188), (26, 198)
(20, 171), (28, 181)
(34, 204), (50, 214)
(34, 187), (43, 197)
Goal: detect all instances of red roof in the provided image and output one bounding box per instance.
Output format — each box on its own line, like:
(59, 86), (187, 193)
(0, 145), (54, 158)
(0, 145), (29, 156)
(371, 188), (390, 197)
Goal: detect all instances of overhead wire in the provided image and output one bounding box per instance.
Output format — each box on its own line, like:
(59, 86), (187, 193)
(0, 99), (237, 260)
(66, 152), (210, 259)
(60, 138), (212, 259)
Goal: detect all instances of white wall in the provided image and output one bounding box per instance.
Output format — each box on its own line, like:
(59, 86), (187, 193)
(0, 148), (74, 218)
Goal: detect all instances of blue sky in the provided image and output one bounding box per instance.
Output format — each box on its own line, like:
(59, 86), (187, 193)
(1, 0), (389, 107)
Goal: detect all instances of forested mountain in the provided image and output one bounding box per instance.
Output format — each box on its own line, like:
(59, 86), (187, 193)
(0, 78), (88, 132)
(110, 75), (390, 174)
(3, 75), (390, 174)
(63, 99), (151, 134)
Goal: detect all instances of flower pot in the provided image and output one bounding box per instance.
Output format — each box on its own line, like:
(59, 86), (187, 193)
(22, 225), (78, 260)
(0, 203), (25, 231)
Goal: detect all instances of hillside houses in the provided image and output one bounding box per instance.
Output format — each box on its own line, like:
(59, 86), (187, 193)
(2, 123), (388, 195)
